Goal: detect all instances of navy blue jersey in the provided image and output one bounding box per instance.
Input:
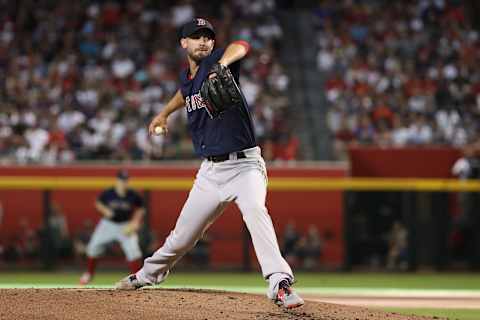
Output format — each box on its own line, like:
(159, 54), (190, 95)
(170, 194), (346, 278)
(97, 188), (144, 223)
(179, 48), (257, 157)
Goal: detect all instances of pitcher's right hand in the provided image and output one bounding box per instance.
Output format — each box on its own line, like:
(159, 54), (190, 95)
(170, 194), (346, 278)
(148, 113), (168, 136)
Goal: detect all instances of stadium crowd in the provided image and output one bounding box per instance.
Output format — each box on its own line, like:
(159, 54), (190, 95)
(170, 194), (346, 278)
(0, 0), (298, 164)
(316, 0), (480, 160)
(3, 0), (479, 165)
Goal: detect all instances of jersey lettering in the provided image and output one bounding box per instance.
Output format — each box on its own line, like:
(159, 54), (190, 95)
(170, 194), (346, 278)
(109, 200), (132, 211)
(179, 48), (257, 156)
(185, 93), (207, 113)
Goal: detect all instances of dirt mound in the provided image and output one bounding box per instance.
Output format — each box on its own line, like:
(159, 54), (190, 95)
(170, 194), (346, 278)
(0, 288), (444, 320)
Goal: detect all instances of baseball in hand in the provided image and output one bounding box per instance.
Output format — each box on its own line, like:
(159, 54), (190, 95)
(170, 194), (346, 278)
(154, 126), (164, 135)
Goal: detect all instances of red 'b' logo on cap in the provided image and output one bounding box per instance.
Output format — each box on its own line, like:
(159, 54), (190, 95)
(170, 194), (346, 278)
(196, 18), (206, 26)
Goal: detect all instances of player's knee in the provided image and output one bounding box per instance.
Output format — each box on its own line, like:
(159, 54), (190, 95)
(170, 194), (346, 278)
(86, 245), (103, 258)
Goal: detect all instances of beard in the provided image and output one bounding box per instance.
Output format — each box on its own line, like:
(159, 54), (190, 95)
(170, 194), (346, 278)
(187, 48), (212, 63)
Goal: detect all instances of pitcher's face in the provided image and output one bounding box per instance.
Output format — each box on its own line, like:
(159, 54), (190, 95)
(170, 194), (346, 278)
(181, 30), (215, 62)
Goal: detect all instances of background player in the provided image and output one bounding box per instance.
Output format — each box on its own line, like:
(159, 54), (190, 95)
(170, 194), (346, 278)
(79, 169), (144, 285)
(115, 18), (304, 309)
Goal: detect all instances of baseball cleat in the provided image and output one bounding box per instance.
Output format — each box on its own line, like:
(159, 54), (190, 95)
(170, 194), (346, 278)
(115, 274), (148, 290)
(274, 280), (305, 309)
(79, 272), (92, 285)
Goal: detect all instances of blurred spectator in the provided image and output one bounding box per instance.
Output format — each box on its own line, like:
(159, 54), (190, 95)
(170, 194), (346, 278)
(451, 140), (480, 269)
(296, 225), (323, 270)
(4, 217), (39, 263)
(281, 221), (300, 266)
(332, 114), (355, 161)
(452, 143), (480, 180)
(386, 221), (409, 271)
(281, 222), (325, 269)
(18, 217), (40, 261)
(317, 0), (480, 159)
(0, 1), (298, 163)
(48, 203), (73, 260)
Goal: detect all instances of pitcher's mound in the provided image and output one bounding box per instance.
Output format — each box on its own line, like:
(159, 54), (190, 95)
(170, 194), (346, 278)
(0, 288), (443, 320)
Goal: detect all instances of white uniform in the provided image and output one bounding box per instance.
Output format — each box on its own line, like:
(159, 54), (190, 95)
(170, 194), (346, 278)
(132, 20), (297, 300)
(136, 147), (293, 293)
(87, 219), (142, 261)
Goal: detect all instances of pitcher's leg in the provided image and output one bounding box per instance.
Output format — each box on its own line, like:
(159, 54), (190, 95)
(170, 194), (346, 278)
(234, 170), (292, 280)
(137, 177), (225, 284)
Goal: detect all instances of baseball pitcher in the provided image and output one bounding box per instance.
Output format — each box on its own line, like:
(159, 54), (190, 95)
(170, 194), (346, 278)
(115, 18), (304, 308)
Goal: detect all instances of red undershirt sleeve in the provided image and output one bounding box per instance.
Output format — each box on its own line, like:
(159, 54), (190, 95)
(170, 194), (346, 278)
(232, 40), (251, 55)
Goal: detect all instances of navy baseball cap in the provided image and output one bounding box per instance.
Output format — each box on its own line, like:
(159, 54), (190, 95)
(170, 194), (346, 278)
(116, 169), (129, 180)
(180, 18), (215, 39)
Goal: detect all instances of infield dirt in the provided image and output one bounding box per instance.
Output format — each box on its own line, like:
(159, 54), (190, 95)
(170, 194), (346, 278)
(0, 288), (445, 320)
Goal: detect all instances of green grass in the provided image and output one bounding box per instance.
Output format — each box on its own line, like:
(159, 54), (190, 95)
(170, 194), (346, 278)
(1, 271), (480, 289)
(0, 271), (125, 285)
(1, 272), (479, 320)
(294, 272), (480, 290)
(383, 308), (479, 320)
